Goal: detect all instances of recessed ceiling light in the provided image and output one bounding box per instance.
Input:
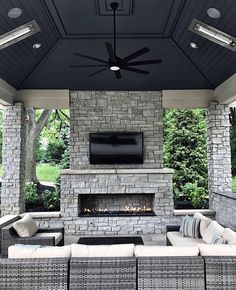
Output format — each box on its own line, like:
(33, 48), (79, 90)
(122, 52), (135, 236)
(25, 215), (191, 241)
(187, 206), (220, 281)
(190, 42), (198, 49)
(189, 18), (236, 51)
(110, 65), (120, 71)
(0, 20), (41, 50)
(33, 43), (41, 49)
(8, 7), (22, 19)
(207, 8), (221, 19)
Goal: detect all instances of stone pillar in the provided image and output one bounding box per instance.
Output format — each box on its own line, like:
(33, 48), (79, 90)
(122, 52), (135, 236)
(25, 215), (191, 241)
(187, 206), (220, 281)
(207, 101), (232, 206)
(1, 103), (26, 216)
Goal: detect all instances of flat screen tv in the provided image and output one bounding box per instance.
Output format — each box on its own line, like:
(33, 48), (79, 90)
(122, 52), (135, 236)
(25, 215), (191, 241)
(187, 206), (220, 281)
(89, 132), (143, 164)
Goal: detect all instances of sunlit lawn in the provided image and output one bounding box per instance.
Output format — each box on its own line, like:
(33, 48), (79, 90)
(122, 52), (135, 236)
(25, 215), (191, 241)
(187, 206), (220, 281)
(232, 176), (236, 192)
(0, 163), (59, 182)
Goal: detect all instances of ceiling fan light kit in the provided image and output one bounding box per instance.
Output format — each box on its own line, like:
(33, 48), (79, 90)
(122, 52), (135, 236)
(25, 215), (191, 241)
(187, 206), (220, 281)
(72, 1), (161, 79)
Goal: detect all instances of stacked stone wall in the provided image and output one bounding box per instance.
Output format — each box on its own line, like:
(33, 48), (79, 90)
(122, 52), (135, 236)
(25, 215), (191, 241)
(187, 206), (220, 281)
(1, 103), (26, 216)
(70, 91), (163, 169)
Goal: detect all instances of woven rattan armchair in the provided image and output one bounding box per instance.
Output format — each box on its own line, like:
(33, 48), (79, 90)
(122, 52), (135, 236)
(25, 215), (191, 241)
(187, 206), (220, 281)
(137, 256), (205, 290)
(1, 223), (64, 257)
(166, 224), (181, 245)
(70, 257), (136, 290)
(0, 257), (69, 290)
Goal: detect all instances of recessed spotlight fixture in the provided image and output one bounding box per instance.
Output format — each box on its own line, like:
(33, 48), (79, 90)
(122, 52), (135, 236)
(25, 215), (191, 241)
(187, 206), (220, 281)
(190, 42), (198, 49)
(207, 8), (221, 19)
(189, 18), (236, 51)
(33, 43), (41, 49)
(8, 7), (22, 19)
(0, 20), (41, 50)
(110, 65), (120, 71)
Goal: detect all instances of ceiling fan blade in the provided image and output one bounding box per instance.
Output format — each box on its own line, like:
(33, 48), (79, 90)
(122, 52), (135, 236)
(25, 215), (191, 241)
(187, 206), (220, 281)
(74, 52), (109, 64)
(114, 70), (121, 79)
(88, 67), (108, 77)
(127, 59), (162, 66)
(70, 65), (108, 68)
(122, 47), (150, 63)
(105, 42), (116, 63)
(122, 67), (149, 75)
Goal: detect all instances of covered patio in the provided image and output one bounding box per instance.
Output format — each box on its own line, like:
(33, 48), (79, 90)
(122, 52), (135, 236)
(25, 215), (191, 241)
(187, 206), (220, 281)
(0, 0), (236, 289)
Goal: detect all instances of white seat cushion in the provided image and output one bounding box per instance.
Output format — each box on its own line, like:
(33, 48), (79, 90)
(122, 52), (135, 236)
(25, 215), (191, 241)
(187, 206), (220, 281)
(135, 245), (199, 257)
(202, 221), (224, 244)
(193, 212), (211, 237)
(197, 244), (236, 256)
(34, 232), (62, 245)
(8, 245), (71, 258)
(167, 231), (206, 246)
(13, 214), (38, 237)
(223, 228), (236, 244)
(71, 243), (134, 257)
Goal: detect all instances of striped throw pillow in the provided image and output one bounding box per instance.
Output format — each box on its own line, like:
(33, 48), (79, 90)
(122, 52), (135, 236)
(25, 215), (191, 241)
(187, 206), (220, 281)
(181, 217), (201, 238)
(211, 234), (227, 244)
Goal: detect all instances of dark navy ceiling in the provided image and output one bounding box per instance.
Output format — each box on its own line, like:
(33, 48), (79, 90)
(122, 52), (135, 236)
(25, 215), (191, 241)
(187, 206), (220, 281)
(0, 0), (236, 90)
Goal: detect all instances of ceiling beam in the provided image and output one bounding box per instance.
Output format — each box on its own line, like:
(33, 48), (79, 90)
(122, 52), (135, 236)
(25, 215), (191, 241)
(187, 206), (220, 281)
(16, 89), (69, 109)
(0, 78), (15, 105)
(162, 89), (214, 108)
(214, 73), (236, 105)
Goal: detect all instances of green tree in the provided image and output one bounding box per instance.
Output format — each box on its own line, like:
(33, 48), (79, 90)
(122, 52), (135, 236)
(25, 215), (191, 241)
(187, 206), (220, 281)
(37, 110), (70, 165)
(164, 109), (208, 203)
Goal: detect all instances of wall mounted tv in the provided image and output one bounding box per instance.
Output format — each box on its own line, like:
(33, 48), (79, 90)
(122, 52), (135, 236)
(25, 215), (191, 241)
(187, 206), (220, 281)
(89, 132), (143, 164)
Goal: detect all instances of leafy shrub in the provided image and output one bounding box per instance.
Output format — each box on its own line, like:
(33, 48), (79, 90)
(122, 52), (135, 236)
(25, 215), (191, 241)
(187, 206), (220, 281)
(42, 141), (66, 164)
(164, 109), (208, 208)
(182, 183), (208, 208)
(42, 189), (60, 210)
(25, 182), (38, 205)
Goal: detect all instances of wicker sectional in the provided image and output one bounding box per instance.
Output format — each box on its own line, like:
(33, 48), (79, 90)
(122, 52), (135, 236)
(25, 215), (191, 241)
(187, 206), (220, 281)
(0, 255), (236, 289)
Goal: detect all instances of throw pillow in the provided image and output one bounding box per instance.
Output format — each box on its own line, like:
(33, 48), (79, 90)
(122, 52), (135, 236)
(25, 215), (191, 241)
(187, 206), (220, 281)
(13, 214), (38, 237)
(211, 234), (227, 244)
(193, 212), (211, 237)
(179, 215), (191, 233)
(181, 217), (201, 238)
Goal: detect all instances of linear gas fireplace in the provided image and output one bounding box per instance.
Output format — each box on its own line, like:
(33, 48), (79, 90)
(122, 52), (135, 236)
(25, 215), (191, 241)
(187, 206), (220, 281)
(79, 194), (156, 217)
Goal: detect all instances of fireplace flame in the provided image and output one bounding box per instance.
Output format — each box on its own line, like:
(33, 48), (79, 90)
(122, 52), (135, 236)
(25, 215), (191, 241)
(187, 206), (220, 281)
(83, 205), (152, 213)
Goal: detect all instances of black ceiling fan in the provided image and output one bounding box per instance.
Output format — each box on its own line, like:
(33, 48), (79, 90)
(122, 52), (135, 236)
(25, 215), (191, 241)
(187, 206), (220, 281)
(70, 1), (161, 79)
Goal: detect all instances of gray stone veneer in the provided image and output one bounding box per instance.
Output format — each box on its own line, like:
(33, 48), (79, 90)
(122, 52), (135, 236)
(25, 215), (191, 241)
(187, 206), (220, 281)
(1, 103), (26, 216)
(207, 102), (232, 206)
(60, 169), (175, 236)
(70, 91), (163, 169)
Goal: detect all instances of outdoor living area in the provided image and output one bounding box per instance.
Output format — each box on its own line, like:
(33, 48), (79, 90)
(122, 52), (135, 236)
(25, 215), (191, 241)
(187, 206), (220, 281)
(1, 0), (236, 289)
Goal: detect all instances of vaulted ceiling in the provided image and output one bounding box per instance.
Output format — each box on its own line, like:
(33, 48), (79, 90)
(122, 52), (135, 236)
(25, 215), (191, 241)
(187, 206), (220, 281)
(0, 0), (236, 90)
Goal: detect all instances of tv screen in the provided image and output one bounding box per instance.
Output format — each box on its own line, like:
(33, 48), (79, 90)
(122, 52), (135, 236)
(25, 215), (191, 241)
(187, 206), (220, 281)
(89, 132), (143, 164)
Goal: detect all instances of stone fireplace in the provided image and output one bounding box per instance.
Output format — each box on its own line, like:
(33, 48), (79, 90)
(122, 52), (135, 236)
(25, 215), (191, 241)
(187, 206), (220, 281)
(60, 91), (174, 238)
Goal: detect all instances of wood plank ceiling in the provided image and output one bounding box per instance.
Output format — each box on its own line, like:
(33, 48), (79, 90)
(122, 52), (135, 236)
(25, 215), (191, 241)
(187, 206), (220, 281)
(0, 0), (235, 90)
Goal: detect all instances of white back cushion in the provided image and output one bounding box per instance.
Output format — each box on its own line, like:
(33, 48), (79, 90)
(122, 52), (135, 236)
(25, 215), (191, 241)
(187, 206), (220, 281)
(134, 246), (199, 257)
(13, 214), (38, 237)
(223, 228), (236, 244)
(193, 212), (211, 237)
(202, 221), (224, 244)
(8, 245), (71, 258)
(71, 243), (134, 257)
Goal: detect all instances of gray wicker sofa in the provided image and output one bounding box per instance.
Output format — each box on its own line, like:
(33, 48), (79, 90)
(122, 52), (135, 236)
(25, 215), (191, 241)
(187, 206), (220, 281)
(0, 256), (203, 290)
(1, 222), (64, 257)
(0, 255), (236, 290)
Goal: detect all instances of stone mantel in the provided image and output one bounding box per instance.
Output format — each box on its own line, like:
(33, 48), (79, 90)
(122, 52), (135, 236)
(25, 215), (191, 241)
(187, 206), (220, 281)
(60, 168), (174, 175)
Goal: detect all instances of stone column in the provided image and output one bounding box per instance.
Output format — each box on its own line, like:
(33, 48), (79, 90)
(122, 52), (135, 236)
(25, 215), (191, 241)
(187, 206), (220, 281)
(207, 101), (232, 206)
(1, 103), (26, 216)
